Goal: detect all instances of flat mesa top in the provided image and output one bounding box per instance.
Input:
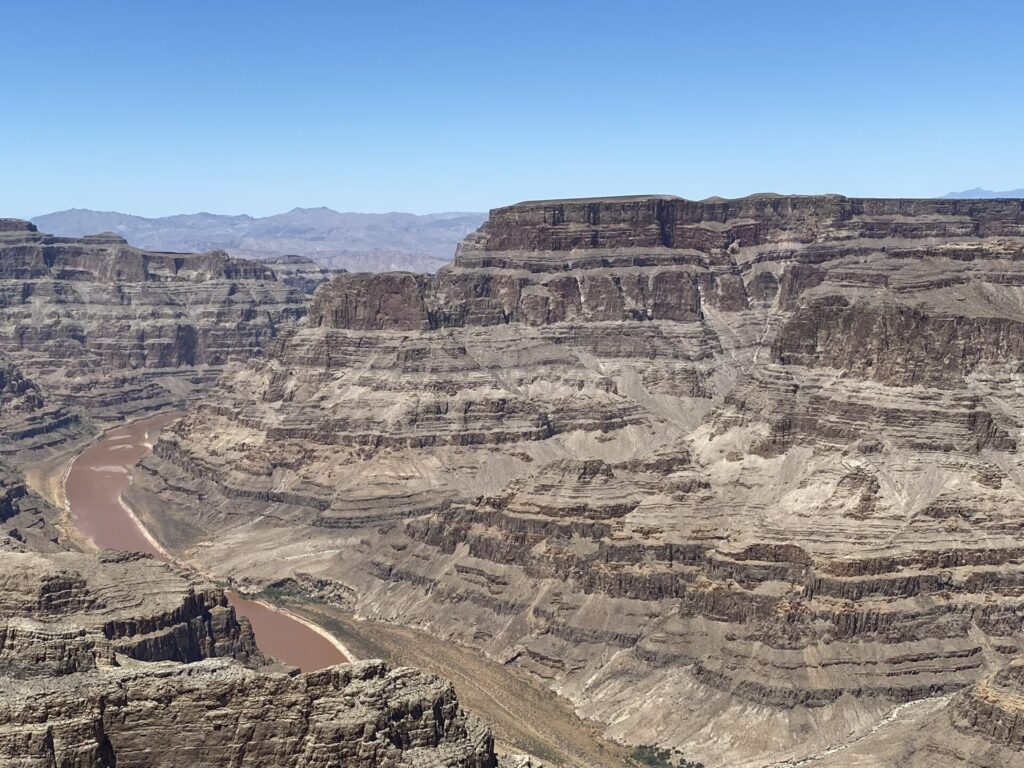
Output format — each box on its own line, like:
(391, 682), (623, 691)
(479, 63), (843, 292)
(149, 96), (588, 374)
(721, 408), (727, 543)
(493, 193), (1024, 215)
(0, 219), (37, 232)
(497, 192), (842, 210)
(508, 194), (685, 206)
(491, 195), (1024, 219)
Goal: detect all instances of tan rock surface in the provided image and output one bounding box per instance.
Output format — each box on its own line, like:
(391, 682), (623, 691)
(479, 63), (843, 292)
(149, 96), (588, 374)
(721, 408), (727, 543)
(0, 219), (307, 452)
(127, 194), (1024, 765)
(0, 549), (496, 768)
(0, 352), (88, 458)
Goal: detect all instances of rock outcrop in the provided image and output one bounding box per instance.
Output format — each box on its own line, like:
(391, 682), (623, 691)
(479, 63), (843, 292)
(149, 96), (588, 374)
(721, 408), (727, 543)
(0, 352), (87, 457)
(0, 659), (496, 768)
(793, 660), (1024, 767)
(131, 194), (1024, 766)
(0, 219), (307, 441)
(0, 550), (261, 672)
(0, 461), (63, 552)
(259, 254), (346, 294)
(0, 550), (496, 768)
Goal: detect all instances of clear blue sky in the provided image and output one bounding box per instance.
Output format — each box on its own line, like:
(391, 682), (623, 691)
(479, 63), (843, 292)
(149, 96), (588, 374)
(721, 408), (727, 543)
(3, 0), (1022, 217)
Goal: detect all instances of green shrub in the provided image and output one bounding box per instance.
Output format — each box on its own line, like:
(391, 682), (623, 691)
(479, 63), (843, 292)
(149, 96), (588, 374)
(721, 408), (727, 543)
(631, 744), (704, 768)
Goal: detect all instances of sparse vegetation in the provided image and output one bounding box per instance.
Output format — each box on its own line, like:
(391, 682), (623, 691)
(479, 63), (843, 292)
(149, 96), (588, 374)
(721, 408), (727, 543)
(631, 744), (705, 768)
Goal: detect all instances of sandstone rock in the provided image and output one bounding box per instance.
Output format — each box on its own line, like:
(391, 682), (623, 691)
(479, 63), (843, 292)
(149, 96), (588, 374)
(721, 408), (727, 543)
(500, 756), (545, 768)
(0, 550), (496, 768)
(259, 254), (346, 294)
(0, 221), (307, 436)
(0, 660), (496, 768)
(129, 194), (1024, 766)
(0, 461), (64, 552)
(0, 353), (88, 458)
(794, 659), (1024, 767)
(0, 551), (262, 673)
(311, 271), (432, 330)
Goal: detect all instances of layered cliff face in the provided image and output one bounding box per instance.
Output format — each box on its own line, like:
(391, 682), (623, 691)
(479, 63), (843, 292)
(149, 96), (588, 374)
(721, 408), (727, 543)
(0, 549), (496, 768)
(0, 352), (88, 457)
(0, 241), (500, 768)
(0, 659), (496, 768)
(792, 662), (1024, 767)
(0, 460), (64, 552)
(0, 219), (307, 430)
(133, 194), (1024, 765)
(0, 550), (261, 673)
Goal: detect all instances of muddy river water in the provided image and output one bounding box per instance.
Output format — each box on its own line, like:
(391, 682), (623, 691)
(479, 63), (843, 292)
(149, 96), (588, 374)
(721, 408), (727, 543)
(64, 412), (350, 672)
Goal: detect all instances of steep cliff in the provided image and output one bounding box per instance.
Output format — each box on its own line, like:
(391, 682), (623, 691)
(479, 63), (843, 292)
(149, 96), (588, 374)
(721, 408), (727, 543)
(131, 194), (1024, 766)
(0, 219), (307, 437)
(0, 550), (496, 768)
(0, 221), (499, 767)
(0, 460), (64, 552)
(0, 352), (88, 457)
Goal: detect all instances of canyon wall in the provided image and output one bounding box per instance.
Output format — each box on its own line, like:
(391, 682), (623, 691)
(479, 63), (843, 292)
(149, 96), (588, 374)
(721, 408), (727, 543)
(0, 549), (496, 768)
(0, 223), (498, 767)
(0, 352), (85, 457)
(0, 219), (307, 452)
(131, 193), (1024, 766)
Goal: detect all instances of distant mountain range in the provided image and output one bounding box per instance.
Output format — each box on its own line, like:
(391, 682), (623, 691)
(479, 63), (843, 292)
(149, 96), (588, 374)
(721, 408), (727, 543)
(31, 208), (487, 273)
(942, 187), (1024, 199)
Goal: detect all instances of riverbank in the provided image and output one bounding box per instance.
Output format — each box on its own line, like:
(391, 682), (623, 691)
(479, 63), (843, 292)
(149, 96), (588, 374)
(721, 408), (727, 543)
(53, 410), (641, 766)
(287, 600), (636, 768)
(23, 443), (98, 553)
(56, 411), (352, 671)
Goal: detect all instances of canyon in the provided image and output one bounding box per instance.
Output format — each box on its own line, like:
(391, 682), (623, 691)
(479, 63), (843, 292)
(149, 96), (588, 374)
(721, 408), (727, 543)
(123, 193), (1024, 766)
(5, 194), (1024, 766)
(0, 220), (499, 767)
(0, 217), (307, 454)
(0, 547), (496, 767)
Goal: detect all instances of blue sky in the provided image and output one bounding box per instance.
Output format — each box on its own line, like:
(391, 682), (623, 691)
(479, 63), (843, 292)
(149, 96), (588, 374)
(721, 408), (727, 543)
(2, 0), (1022, 217)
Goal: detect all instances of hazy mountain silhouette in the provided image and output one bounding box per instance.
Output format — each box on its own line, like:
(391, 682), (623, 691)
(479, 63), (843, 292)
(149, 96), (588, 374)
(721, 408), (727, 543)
(31, 207), (487, 273)
(942, 187), (1024, 199)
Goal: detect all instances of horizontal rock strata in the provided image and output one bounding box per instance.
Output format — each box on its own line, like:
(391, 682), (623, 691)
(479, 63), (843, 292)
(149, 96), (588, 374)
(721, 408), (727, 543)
(0, 219), (307, 450)
(0, 550), (262, 674)
(794, 661), (1024, 767)
(132, 194), (1024, 766)
(0, 550), (496, 767)
(0, 352), (88, 457)
(0, 461), (64, 552)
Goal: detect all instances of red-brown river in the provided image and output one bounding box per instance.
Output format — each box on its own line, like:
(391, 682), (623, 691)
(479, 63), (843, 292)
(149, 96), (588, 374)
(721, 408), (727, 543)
(64, 411), (350, 672)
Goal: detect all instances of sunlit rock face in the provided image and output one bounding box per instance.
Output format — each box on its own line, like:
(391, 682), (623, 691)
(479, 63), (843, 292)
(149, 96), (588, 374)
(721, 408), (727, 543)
(0, 219), (307, 436)
(135, 194), (1024, 765)
(0, 351), (85, 457)
(0, 550), (496, 768)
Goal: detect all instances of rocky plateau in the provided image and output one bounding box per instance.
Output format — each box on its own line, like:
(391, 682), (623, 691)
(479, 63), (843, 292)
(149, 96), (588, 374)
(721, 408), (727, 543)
(126, 193), (1024, 766)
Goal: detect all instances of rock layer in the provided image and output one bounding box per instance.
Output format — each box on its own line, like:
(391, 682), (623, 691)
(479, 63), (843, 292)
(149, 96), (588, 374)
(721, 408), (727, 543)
(0, 461), (64, 552)
(133, 194), (1024, 766)
(0, 219), (306, 439)
(0, 660), (496, 768)
(0, 352), (88, 457)
(0, 550), (495, 768)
